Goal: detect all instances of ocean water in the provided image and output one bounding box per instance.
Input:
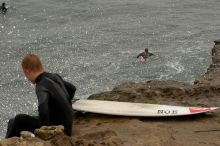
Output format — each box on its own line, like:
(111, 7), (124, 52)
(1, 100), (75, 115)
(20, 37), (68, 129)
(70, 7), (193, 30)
(0, 0), (220, 138)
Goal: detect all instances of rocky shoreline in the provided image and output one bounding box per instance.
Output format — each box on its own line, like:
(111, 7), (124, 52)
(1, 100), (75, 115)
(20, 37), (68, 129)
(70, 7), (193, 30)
(1, 40), (220, 146)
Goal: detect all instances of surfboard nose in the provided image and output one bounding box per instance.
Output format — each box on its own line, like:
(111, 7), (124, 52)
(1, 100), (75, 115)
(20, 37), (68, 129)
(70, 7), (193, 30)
(189, 107), (219, 114)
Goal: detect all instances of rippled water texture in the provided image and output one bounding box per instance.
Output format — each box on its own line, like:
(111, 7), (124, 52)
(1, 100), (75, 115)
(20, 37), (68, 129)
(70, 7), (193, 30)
(0, 0), (220, 138)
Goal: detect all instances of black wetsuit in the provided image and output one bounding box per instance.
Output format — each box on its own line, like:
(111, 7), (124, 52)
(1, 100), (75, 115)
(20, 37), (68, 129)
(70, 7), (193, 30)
(0, 3), (7, 14)
(6, 72), (76, 138)
(137, 52), (154, 60)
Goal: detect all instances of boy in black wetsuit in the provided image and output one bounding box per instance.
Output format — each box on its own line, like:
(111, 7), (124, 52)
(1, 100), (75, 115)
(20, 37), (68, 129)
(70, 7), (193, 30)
(5, 53), (76, 138)
(0, 3), (7, 14)
(137, 48), (154, 63)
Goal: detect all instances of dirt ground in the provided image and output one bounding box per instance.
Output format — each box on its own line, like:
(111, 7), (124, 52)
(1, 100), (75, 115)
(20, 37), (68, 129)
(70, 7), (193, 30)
(73, 111), (220, 146)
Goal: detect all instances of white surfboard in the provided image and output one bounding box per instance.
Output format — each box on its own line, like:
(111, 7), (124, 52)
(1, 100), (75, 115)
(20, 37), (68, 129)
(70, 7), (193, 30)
(72, 100), (219, 117)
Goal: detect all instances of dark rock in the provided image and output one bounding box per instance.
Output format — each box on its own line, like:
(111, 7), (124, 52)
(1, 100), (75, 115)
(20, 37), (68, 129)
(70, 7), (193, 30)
(50, 135), (72, 146)
(214, 39), (220, 44)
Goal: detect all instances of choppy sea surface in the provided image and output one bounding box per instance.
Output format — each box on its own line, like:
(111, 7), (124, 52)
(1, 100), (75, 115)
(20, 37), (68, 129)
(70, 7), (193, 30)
(0, 0), (220, 138)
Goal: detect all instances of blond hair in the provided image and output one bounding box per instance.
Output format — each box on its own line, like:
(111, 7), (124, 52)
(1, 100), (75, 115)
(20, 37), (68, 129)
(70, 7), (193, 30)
(21, 53), (43, 72)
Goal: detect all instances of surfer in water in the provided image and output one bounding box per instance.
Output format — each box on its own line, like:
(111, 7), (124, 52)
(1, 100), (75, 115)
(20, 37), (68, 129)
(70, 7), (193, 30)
(5, 53), (76, 138)
(137, 48), (154, 64)
(0, 2), (7, 14)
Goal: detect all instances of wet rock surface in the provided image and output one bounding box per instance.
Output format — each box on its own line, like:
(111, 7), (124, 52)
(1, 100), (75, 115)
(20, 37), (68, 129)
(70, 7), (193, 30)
(1, 41), (220, 146)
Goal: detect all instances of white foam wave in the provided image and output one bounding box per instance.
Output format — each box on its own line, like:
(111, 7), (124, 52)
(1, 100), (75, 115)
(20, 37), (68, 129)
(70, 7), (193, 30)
(166, 61), (184, 73)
